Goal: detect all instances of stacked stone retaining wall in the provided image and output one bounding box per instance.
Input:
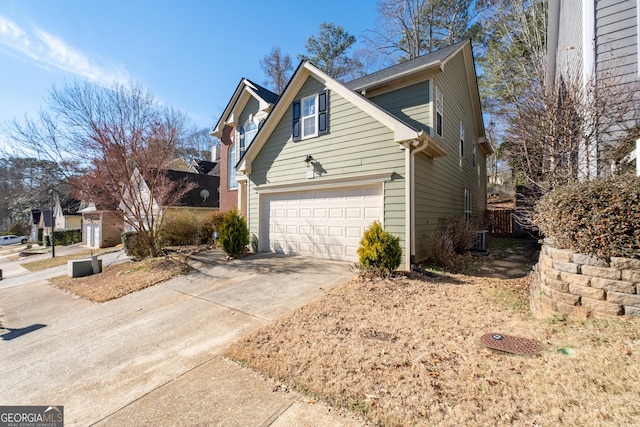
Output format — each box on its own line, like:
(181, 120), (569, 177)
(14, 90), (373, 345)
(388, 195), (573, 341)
(530, 243), (640, 319)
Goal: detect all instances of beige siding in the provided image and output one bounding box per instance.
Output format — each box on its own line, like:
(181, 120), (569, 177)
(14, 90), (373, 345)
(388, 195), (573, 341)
(248, 76), (406, 255)
(413, 52), (487, 260)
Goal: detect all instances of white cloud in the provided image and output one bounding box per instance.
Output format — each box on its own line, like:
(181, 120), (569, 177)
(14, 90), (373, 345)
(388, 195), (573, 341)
(0, 14), (129, 84)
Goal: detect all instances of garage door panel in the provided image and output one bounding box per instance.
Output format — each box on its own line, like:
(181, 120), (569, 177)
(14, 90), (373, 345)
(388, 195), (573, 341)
(365, 207), (382, 219)
(262, 186), (382, 262)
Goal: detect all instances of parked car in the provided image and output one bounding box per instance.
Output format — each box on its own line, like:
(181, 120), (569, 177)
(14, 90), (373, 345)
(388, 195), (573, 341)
(0, 235), (28, 246)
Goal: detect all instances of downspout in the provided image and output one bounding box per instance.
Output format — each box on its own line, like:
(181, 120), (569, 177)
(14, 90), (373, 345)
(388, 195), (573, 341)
(405, 138), (431, 271)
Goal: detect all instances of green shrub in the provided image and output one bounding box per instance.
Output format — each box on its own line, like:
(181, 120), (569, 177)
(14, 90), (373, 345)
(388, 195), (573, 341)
(159, 211), (202, 246)
(121, 231), (150, 259)
(201, 211), (227, 245)
(218, 210), (249, 256)
(53, 228), (82, 245)
(357, 221), (402, 274)
(535, 175), (640, 260)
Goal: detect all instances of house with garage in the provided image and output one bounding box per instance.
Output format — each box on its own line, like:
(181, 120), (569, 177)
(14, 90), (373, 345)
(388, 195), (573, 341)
(78, 201), (123, 248)
(210, 79), (279, 213)
(219, 39), (491, 270)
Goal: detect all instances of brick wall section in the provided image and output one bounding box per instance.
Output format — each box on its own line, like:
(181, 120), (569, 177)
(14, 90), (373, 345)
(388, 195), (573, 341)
(530, 242), (640, 319)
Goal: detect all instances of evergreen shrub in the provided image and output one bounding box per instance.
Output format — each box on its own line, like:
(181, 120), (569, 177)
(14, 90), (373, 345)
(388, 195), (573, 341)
(357, 221), (402, 274)
(535, 175), (640, 260)
(218, 210), (249, 256)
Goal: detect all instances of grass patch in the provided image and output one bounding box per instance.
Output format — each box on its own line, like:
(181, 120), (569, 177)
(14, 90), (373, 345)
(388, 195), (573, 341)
(21, 247), (117, 271)
(225, 267), (640, 426)
(50, 255), (192, 302)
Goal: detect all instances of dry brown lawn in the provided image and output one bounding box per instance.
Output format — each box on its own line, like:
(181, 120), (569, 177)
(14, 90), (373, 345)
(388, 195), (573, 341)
(50, 255), (192, 302)
(226, 256), (640, 425)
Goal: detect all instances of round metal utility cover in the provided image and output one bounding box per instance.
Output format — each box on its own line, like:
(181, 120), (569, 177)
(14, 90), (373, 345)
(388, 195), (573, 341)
(481, 332), (541, 356)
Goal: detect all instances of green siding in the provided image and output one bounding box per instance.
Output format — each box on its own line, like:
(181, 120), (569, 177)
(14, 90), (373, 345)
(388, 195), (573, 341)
(248, 76), (406, 257)
(413, 52), (487, 260)
(370, 81), (431, 132)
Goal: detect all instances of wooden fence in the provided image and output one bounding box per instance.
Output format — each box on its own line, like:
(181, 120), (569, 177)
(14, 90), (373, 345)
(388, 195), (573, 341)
(487, 209), (514, 237)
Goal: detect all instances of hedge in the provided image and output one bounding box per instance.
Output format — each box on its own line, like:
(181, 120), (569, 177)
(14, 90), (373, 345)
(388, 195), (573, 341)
(535, 175), (640, 260)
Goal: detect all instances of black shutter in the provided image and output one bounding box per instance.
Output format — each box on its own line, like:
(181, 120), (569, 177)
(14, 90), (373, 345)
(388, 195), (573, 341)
(292, 100), (301, 142)
(318, 90), (328, 135)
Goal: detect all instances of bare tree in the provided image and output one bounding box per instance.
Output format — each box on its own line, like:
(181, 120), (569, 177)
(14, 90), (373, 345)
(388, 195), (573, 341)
(366, 0), (484, 62)
(5, 81), (194, 257)
(501, 64), (639, 226)
(177, 127), (216, 161)
(260, 46), (293, 94)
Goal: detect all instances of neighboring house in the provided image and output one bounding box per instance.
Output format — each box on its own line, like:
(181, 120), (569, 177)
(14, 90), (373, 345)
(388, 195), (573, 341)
(210, 79), (279, 213)
(547, 0), (640, 176)
(120, 168), (221, 232)
(78, 202), (124, 248)
(53, 196), (82, 230)
(223, 39), (491, 270)
(188, 159), (219, 176)
(29, 209), (41, 242)
(38, 209), (53, 243)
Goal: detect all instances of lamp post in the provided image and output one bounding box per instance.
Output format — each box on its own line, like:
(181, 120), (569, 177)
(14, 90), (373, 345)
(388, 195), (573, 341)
(50, 192), (55, 258)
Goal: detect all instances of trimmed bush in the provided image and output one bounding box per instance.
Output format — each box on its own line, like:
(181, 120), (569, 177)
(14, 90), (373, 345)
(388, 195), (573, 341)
(53, 228), (82, 245)
(159, 211), (202, 246)
(535, 175), (640, 260)
(218, 210), (249, 256)
(357, 221), (402, 274)
(121, 231), (150, 259)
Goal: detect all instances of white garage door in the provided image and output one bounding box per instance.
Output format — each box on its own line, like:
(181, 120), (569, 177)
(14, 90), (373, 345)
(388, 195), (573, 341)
(262, 186), (383, 262)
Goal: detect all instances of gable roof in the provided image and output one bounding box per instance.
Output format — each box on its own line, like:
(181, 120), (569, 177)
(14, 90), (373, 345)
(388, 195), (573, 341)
(189, 159), (218, 175)
(239, 61), (448, 173)
(210, 78), (279, 138)
(346, 39), (467, 92)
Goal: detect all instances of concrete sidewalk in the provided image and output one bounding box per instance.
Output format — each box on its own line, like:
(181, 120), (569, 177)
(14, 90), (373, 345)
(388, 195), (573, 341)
(0, 251), (365, 426)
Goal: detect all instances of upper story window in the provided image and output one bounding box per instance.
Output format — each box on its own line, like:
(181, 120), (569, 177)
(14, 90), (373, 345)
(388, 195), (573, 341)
(293, 90), (329, 142)
(472, 144), (477, 167)
(302, 95), (317, 138)
(228, 143), (237, 190)
(244, 117), (258, 148)
(435, 86), (443, 137)
(237, 126), (245, 158)
(459, 121), (465, 157)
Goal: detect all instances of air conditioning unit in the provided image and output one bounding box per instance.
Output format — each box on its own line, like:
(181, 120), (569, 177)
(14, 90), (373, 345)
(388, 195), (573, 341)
(472, 230), (489, 251)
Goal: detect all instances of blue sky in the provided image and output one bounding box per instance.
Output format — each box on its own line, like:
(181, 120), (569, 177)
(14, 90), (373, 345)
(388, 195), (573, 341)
(0, 0), (380, 150)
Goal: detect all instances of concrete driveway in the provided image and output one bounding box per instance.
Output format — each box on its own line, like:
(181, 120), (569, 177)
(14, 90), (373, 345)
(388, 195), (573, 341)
(0, 251), (362, 426)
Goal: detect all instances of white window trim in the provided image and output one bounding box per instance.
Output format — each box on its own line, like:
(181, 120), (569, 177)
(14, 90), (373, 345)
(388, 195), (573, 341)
(464, 189), (472, 222)
(301, 93), (318, 139)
